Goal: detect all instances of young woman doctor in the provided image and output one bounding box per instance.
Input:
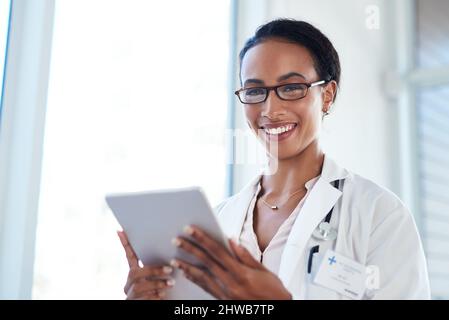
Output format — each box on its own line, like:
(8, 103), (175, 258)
(118, 19), (430, 300)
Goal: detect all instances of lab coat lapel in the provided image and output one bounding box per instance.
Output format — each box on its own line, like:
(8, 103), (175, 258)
(217, 173), (262, 239)
(278, 156), (347, 289)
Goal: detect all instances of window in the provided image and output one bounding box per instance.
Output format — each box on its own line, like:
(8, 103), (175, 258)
(0, 0), (11, 115)
(32, 0), (231, 299)
(415, 0), (449, 299)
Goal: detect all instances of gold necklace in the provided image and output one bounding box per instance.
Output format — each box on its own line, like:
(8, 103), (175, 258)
(259, 188), (305, 210)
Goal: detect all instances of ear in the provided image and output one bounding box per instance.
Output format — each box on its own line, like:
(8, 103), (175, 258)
(321, 80), (337, 113)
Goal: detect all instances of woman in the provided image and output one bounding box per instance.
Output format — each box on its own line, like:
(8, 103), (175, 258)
(118, 18), (430, 299)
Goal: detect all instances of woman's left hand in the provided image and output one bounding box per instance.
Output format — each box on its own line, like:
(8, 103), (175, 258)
(170, 225), (292, 300)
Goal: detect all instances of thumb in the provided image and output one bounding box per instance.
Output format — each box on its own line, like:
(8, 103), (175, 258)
(229, 239), (265, 270)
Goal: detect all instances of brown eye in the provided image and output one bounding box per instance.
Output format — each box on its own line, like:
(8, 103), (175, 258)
(245, 88), (266, 96)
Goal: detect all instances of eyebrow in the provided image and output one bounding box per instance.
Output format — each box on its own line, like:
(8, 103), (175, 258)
(243, 72), (307, 87)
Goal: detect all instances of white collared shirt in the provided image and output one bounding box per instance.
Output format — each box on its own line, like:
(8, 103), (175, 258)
(239, 175), (320, 275)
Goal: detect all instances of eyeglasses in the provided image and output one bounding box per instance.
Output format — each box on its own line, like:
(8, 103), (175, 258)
(234, 80), (328, 104)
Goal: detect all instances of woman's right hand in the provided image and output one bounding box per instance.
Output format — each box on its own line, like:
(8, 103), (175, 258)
(117, 231), (175, 300)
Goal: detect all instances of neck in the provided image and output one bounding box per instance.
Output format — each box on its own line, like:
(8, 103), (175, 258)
(261, 140), (324, 197)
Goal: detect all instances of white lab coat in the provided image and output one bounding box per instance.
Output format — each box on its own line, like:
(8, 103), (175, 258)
(213, 155), (431, 299)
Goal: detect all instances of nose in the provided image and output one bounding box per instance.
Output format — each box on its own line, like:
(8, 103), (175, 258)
(260, 88), (286, 119)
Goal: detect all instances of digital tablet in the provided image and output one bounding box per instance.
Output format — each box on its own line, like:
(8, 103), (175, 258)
(105, 186), (229, 300)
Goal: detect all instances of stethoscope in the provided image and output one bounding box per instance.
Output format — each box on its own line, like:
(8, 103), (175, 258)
(307, 179), (341, 274)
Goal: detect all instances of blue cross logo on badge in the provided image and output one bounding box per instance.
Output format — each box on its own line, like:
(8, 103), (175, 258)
(328, 256), (337, 266)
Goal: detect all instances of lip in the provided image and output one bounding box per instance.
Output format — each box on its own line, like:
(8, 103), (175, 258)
(260, 123), (298, 142)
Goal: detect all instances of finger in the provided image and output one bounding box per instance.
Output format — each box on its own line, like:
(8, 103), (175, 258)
(183, 225), (242, 277)
(126, 279), (174, 299)
(173, 237), (235, 285)
(141, 290), (166, 300)
(117, 231), (139, 269)
(172, 259), (227, 300)
(124, 265), (173, 294)
(230, 239), (266, 270)
(127, 286), (166, 300)
(155, 289), (167, 300)
(133, 279), (175, 296)
(134, 294), (161, 300)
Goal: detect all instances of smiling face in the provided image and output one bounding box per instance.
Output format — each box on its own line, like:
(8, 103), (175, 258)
(240, 38), (335, 160)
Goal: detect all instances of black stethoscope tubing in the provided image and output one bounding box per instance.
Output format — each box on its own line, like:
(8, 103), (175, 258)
(307, 179), (341, 274)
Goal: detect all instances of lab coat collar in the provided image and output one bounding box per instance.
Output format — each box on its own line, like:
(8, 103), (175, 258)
(218, 173), (262, 239)
(320, 153), (350, 183)
(218, 154), (349, 237)
(278, 155), (349, 292)
(217, 155), (349, 293)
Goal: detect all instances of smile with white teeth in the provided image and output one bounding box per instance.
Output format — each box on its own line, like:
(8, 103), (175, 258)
(263, 124), (296, 135)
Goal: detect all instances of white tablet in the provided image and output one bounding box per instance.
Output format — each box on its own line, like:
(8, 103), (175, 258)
(105, 186), (229, 300)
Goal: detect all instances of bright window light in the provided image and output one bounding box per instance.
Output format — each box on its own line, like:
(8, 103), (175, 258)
(33, 0), (230, 299)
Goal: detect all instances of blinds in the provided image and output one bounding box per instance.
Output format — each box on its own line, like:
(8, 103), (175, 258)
(417, 0), (449, 299)
(417, 86), (449, 299)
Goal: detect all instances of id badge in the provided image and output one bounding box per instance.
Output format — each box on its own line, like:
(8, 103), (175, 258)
(313, 249), (366, 299)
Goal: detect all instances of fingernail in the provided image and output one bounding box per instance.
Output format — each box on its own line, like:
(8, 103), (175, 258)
(171, 238), (181, 247)
(166, 279), (175, 286)
(170, 259), (180, 268)
(183, 225), (194, 235)
(163, 266), (173, 274)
